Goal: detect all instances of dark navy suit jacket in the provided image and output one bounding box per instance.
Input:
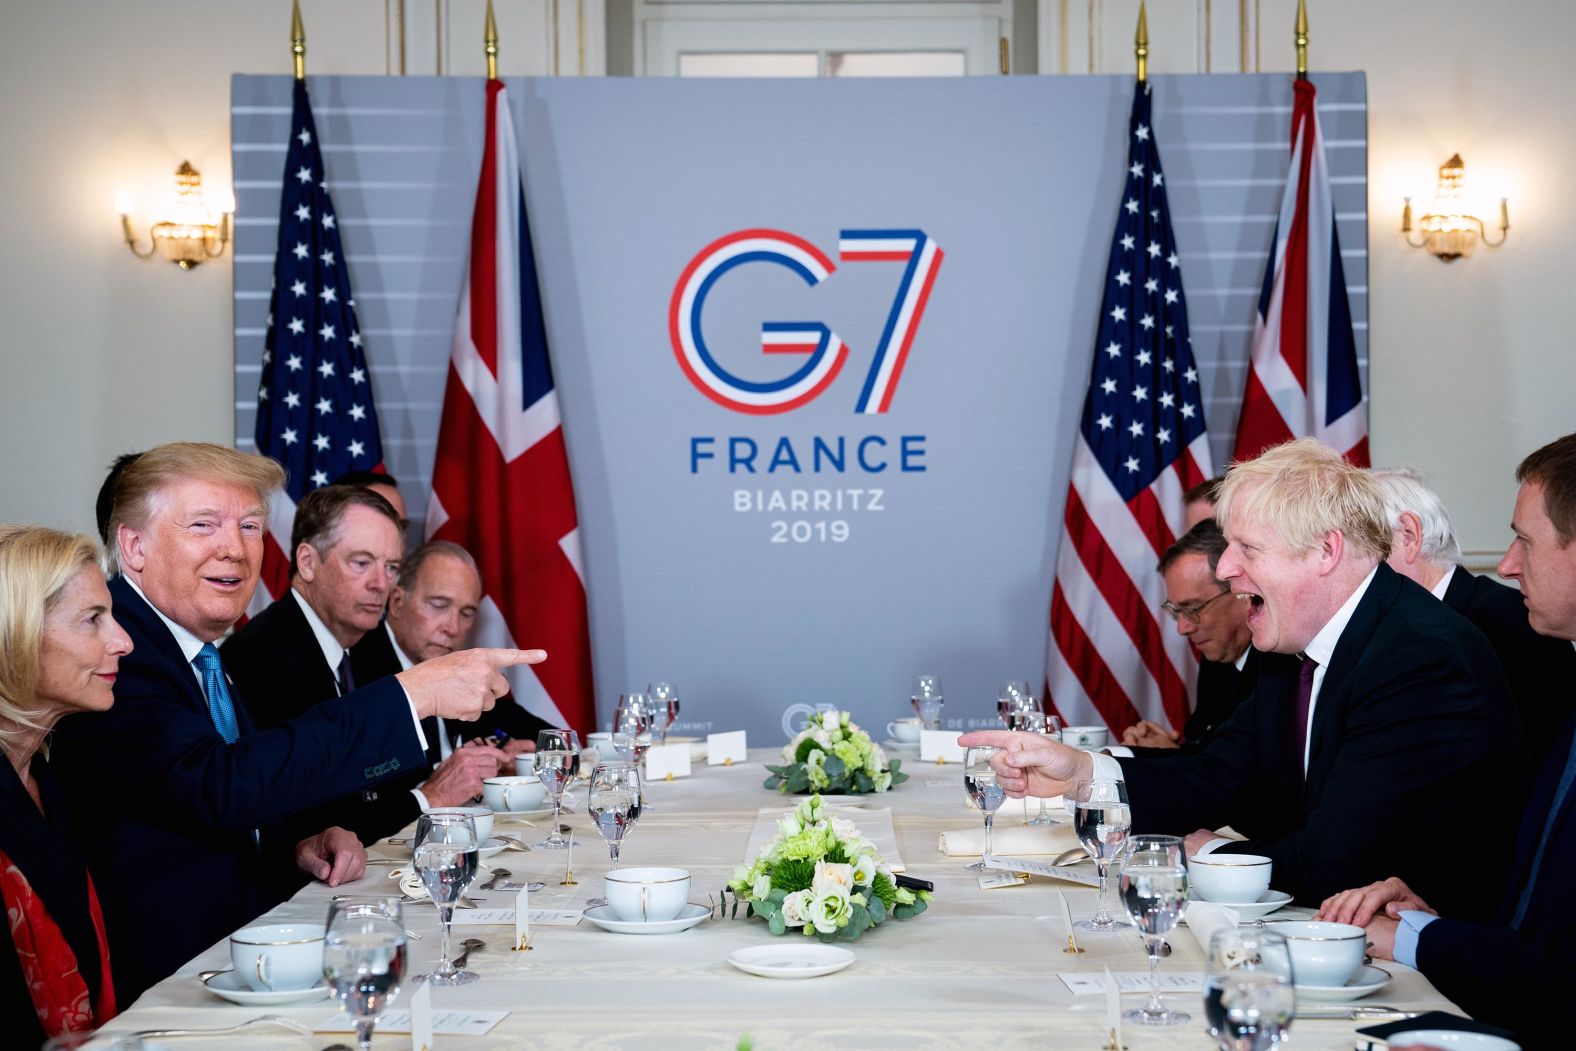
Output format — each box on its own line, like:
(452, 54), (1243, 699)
(1118, 564), (1529, 917)
(1129, 649), (1259, 757)
(48, 577), (427, 1003)
(1415, 714), (1575, 1051)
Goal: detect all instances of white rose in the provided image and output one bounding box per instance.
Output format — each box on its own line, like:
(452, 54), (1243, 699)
(874, 771), (893, 793)
(731, 863), (752, 884)
(864, 746), (883, 777)
(811, 860), (855, 900)
(809, 891), (851, 934)
(813, 729), (832, 748)
(752, 873), (773, 900)
(850, 854), (878, 886)
(830, 816), (858, 841)
(780, 890), (811, 928)
(778, 814), (802, 839)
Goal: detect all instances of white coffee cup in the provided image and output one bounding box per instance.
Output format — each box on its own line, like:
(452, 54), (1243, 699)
(1188, 853), (1272, 903)
(513, 753), (537, 777)
(1267, 920), (1367, 987)
(483, 775), (547, 813)
(1062, 725), (1109, 748)
(886, 717), (923, 743)
(230, 922), (324, 992)
(586, 732), (621, 761)
(604, 867), (691, 923)
(430, 805), (493, 844)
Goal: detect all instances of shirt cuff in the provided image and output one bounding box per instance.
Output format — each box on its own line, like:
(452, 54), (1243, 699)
(1104, 745), (1134, 758)
(400, 682), (428, 752)
(1192, 837), (1234, 856)
(1392, 910), (1437, 969)
(1089, 751), (1125, 781)
(411, 788), (432, 813)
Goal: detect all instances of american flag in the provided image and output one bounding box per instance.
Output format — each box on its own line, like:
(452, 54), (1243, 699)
(1044, 83), (1212, 736)
(1232, 78), (1367, 466)
(426, 79), (595, 735)
(253, 79), (385, 604)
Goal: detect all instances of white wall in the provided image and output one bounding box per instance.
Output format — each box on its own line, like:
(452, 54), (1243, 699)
(2, 0), (1570, 565)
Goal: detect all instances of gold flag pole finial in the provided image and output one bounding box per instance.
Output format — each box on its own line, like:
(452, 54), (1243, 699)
(485, 0), (499, 81)
(291, 0), (306, 80)
(1135, 1), (1149, 83)
(1295, 0), (1309, 80)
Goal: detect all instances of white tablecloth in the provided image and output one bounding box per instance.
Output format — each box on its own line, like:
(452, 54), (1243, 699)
(102, 749), (1462, 1049)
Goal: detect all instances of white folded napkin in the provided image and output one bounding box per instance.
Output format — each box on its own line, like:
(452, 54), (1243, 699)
(938, 825), (1078, 856)
(1183, 900), (1240, 954)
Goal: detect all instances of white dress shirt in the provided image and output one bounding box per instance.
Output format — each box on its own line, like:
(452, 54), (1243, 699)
(1430, 564), (1457, 600)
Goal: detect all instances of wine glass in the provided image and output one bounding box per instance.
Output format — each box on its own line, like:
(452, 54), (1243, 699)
(647, 681), (681, 744)
(411, 812), (480, 986)
(1067, 778), (1132, 931)
(911, 674), (944, 729)
(963, 745), (1005, 871)
(997, 681), (1036, 727)
(323, 897), (407, 1051)
(1027, 713), (1063, 827)
(589, 761), (642, 862)
(1120, 834), (1190, 1026)
(536, 728), (581, 849)
(1204, 927), (1296, 1051)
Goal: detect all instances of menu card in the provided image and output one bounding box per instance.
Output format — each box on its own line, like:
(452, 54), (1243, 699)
(919, 730), (966, 763)
(317, 1009), (508, 1035)
(1060, 971), (1203, 995)
(707, 730), (748, 765)
(645, 742), (693, 780)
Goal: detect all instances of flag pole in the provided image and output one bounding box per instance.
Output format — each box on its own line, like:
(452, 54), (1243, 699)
(1135, 1), (1148, 83)
(485, 0), (499, 81)
(291, 0), (306, 80)
(1294, 0), (1309, 81)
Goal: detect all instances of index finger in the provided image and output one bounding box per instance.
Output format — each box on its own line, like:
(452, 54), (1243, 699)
(957, 729), (1017, 749)
(470, 647), (548, 667)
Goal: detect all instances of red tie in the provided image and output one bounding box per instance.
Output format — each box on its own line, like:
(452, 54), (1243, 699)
(1293, 655), (1317, 771)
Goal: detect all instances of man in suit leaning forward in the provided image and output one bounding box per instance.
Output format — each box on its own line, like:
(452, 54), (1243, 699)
(49, 443), (543, 1001)
(223, 488), (506, 847)
(963, 438), (1527, 917)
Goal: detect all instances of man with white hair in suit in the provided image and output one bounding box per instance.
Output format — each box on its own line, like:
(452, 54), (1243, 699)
(1371, 467), (1576, 763)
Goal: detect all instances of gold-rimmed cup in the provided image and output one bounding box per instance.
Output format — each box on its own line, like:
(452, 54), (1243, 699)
(604, 867), (690, 923)
(229, 922), (325, 992)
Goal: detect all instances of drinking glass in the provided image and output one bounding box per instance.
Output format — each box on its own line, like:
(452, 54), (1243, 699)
(911, 674), (944, 729)
(1120, 834), (1190, 1026)
(536, 728), (581, 849)
(412, 812), (480, 986)
(963, 745), (1005, 871)
(647, 681), (681, 743)
(997, 681), (1036, 727)
(589, 762), (642, 862)
(1067, 778), (1132, 931)
(1028, 713), (1063, 827)
(1204, 927), (1295, 1051)
(323, 897), (407, 1050)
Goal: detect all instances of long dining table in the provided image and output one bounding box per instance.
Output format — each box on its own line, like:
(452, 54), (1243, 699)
(101, 747), (1463, 1049)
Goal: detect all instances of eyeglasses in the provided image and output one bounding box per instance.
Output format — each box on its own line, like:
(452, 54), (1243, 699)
(1160, 589), (1232, 625)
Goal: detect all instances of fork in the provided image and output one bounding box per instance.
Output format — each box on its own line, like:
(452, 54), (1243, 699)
(129, 1014), (310, 1038)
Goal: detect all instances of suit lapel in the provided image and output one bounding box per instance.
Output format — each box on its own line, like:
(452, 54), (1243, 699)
(108, 576), (209, 716)
(280, 594), (340, 701)
(1441, 565), (1473, 615)
(1304, 565), (1402, 792)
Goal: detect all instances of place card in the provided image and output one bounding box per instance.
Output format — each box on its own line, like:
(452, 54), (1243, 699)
(1058, 971), (1203, 996)
(450, 905), (583, 928)
(515, 883), (529, 950)
(919, 730), (965, 763)
(707, 730), (748, 765)
(645, 742), (693, 780)
(982, 853), (1099, 887)
(977, 869), (1027, 890)
(410, 980), (432, 1051)
(317, 1009), (507, 1036)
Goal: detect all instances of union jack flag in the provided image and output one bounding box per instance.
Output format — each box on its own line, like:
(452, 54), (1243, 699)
(1044, 83), (1211, 736)
(426, 79), (595, 735)
(1232, 78), (1368, 465)
(253, 79), (385, 604)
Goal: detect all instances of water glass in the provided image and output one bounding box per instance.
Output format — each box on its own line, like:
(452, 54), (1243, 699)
(1067, 778), (1132, 931)
(412, 812), (479, 986)
(323, 897), (407, 1050)
(647, 681), (681, 743)
(997, 680), (1037, 727)
(589, 762), (642, 862)
(1120, 834), (1190, 1026)
(1028, 713), (1063, 826)
(911, 674), (944, 729)
(536, 727), (581, 849)
(1204, 927), (1296, 1051)
(963, 745), (1005, 871)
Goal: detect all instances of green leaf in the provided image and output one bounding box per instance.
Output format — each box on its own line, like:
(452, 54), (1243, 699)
(762, 774), (781, 790)
(887, 758), (903, 774)
(768, 911), (787, 936)
(786, 767), (811, 793)
(795, 738), (818, 763)
(892, 904), (914, 920)
(867, 896), (886, 923)
(768, 888), (787, 905)
(908, 897), (928, 917)
(823, 754), (846, 780)
(891, 769), (909, 785)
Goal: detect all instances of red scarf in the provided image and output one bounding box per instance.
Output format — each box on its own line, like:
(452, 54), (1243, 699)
(2, 848), (115, 1036)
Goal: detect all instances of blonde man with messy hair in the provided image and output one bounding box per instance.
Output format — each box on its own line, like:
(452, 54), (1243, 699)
(964, 435), (1526, 917)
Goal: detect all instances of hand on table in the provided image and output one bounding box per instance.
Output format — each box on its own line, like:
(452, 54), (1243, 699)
(1122, 719), (1180, 749)
(956, 729), (1095, 798)
(1183, 829), (1222, 857)
(422, 744), (510, 806)
(295, 826), (367, 886)
(397, 647), (546, 720)
(1316, 876), (1436, 926)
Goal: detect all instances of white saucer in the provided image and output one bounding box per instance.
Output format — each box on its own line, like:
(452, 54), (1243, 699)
(478, 837), (507, 860)
(727, 942), (855, 979)
(582, 903), (710, 935)
(1188, 889), (1295, 922)
(1294, 963), (1391, 1002)
(881, 739), (920, 754)
(1383, 1030), (1520, 1051)
(202, 969), (332, 1005)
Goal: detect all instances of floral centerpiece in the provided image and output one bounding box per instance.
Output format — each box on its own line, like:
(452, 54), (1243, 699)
(763, 709), (908, 795)
(726, 794), (931, 941)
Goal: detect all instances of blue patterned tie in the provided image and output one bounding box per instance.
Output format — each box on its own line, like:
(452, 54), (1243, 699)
(192, 643), (240, 744)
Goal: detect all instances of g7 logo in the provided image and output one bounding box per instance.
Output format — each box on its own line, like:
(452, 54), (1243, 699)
(669, 228), (943, 415)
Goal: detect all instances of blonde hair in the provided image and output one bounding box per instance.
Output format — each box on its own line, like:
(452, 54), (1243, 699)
(0, 525), (105, 742)
(108, 442), (285, 570)
(1216, 438), (1392, 561)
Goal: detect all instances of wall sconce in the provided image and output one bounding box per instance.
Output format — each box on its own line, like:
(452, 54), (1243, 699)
(116, 161), (233, 270)
(1401, 154), (1509, 262)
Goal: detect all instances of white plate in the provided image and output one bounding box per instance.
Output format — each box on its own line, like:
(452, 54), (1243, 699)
(727, 943), (855, 979)
(1384, 1030), (1520, 1051)
(1187, 889), (1295, 922)
(1294, 963), (1391, 1002)
(582, 903), (710, 935)
(202, 968), (332, 1006)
